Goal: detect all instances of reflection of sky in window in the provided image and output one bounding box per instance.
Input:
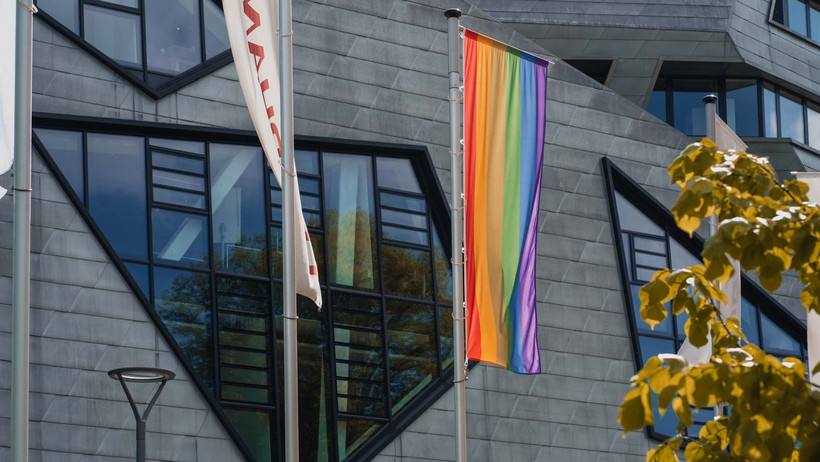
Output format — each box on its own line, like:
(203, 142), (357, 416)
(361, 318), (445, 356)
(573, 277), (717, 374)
(83, 5), (142, 66)
(780, 91), (805, 143)
(145, 0), (201, 75)
(725, 80), (759, 137)
(789, 0), (809, 35)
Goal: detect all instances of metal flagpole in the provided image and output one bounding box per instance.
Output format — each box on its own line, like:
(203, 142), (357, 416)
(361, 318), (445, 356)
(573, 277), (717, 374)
(12, 1), (35, 462)
(445, 8), (467, 462)
(279, 0), (299, 460)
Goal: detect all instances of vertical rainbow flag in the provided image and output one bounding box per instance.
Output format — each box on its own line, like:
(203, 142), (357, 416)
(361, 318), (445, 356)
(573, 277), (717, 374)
(463, 29), (547, 374)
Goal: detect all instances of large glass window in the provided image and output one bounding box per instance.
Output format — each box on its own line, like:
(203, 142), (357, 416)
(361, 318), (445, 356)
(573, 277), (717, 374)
(764, 82), (779, 137)
(604, 159), (809, 440)
(36, 125), (454, 462)
(780, 90), (806, 143)
(672, 80), (718, 136)
(646, 79), (667, 123)
(35, 0), (232, 95)
(725, 80), (759, 137)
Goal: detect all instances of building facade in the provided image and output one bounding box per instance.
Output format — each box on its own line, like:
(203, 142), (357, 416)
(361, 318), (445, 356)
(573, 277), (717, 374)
(0, 0), (813, 461)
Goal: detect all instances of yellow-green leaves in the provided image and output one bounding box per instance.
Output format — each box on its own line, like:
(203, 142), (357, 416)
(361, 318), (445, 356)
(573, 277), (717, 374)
(622, 140), (820, 462)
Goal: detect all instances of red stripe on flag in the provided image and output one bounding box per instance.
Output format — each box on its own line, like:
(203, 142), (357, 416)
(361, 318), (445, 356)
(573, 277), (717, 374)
(309, 265), (318, 275)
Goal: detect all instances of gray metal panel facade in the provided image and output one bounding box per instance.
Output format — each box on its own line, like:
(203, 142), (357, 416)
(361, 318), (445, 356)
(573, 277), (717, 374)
(0, 0), (808, 461)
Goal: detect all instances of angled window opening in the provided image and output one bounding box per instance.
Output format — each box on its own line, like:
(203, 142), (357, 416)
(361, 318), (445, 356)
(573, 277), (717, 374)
(34, 0), (233, 99)
(33, 115), (454, 462)
(601, 157), (809, 441)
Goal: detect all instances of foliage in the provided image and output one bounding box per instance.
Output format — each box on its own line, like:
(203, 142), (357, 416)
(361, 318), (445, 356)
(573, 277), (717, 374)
(618, 139), (820, 461)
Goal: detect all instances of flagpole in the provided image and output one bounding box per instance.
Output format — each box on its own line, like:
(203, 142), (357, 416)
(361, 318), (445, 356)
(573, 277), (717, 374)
(12, 1), (34, 462)
(279, 0), (300, 460)
(445, 8), (467, 462)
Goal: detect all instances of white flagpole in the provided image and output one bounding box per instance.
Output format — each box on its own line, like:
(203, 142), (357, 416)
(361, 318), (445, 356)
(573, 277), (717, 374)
(445, 8), (467, 462)
(12, 1), (34, 462)
(279, 0), (300, 460)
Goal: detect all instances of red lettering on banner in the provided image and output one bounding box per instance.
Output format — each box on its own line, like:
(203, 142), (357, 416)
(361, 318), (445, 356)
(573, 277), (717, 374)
(309, 265), (318, 276)
(247, 42), (265, 71)
(243, 0), (261, 35)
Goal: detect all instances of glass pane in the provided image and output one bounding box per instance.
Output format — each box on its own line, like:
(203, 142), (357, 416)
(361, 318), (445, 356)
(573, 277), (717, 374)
(145, 0), (202, 75)
(669, 239), (701, 269)
(808, 101), (820, 150)
(204, 0), (231, 60)
(381, 209), (427, 229)
(382, 225), (428, 246)
(764, 83), (779, 137)
(220, 366), (268, 386)
(337, 419), (381, 461)
(631, 284), (672, 334)
(789, 0), (809, 35)
(433, 231), (452, 305)
(219, 331), (267, 350)
(383, 245), (433, 301)
(154, 266), (212, 386)
(633, 236), (665, 254)
(761, 313), (801, 355)
(779, 90), (805, 143)
(152, 152), (204, 173)
(224, 409), (272, 462)
(651, 390), (679, 437)
(221, 349), (269, 368)
(153, 187), (205, 209)
(123, 261), (150, 299)
(675, 310), (689, 339)
(323, 153), (379, 291)
(636, 267), (658, 282)
(646, 79), (666, 122)
(387, 301), (438, 414)
(377, 157), (422, 193)
(741, 298), (760, 345)
(302, 195), (321, 211)
(634, 252), (666, 269)
(380, 191), (426, 213)
(295, 150), (320, 175)
(97, 0), (138, 7)
(153, 169), (205, 191)
(673, 79), (718, 135)
(219, 312), (267, 333)
(438, 305), (453, 369)
(639, 336), (676, 363)
(811, 3), (820, 40)
(149, 138), (205, 155)
(87, 133), (147, 260)
(221, 384), (270, 404)
(725, 79), (759, 137)
(622, 234), (633, 280)
(210, 144), (267, 276)
(37, 0), (80, 33)
(152, 208), (209, 268)
(83, 5), (142, 66)
(614, 191), (664, 236)
(35, 129), (84, 203)
(300, 177), (321, 195)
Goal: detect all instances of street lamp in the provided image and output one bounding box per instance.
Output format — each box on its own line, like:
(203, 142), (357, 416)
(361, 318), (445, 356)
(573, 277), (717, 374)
(108, 367), (176, 462)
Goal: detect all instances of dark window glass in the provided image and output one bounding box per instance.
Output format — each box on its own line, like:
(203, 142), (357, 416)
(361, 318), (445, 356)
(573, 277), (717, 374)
(377, 157), (422, 193)
(380, 191), (426, 213)
(35, 129), (84, 203)
(204, 0), (231, 59)
(725, 80), (759, 137)
(36, 0), (79, 33)
(210, 144), (267, 275)
(153, 169), (205, 191)
(808, 101), (820, 150)
(295, 150), (320, 175)
(741, 298), (761, 346)
(337, 419), (381, 461)
(154, 266), (212, 387)
(673, 80), (718, 136)
(790, 0), (809, 35)
(87, 133), (147, 260)
(221, 367), (268, 386)
(323, 153), (379, 291)
(153, 187), (205, 210)
(383, 245), (433, 301)
(83, 5), (142, 67)
(438, 305), (453, 370)
(382, 225), (428, 246)
(123, 261), (150, 299)
(152, 151), (204, 172)
(646, 80), (666, 122)
(221, 385), (269, 404)
(381, 209), (427, 229)
(387, 301), (438, 414)
(145, 0), (202, 75)
(764, 83), (779, 137)
(149, 138), (205, 155)
(224, 409), (272, 462)
(811, 2), (820, 40)
(433, 231), (452, 305)
(152, 208), (209, 268)
(761, 313), (802, 355)
(779, 90), (805, 143)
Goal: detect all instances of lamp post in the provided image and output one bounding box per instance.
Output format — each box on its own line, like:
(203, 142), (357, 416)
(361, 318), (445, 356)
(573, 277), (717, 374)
(108, 367), (176, 462)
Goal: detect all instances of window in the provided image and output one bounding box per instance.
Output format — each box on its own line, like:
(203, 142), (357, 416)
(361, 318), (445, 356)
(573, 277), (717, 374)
(34, 120), (454, 462)
(672, 79), (718, 136)
(602, 158), (808, 440)
(771, 0), (820, 41)
(646, 79), (667, 123)
(34, 0), (232, 98)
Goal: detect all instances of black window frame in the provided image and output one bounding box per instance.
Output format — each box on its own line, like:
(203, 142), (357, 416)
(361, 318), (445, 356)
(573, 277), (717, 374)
(31, 113), (459, 462)
(34, 0), (234, 99)
(601, 157), (809, 442)
(770, 0), (820, 47)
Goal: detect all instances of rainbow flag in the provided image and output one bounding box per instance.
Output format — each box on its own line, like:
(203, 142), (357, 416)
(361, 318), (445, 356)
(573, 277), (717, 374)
(463, 29), (547, 375)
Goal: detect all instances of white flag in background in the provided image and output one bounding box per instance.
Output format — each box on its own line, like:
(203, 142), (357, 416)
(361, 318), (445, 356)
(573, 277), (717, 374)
(223, 0), (322, 308)
(677, 116), (746, 364)
(0, 0), (16, 199)
(792, 172), (820, 389)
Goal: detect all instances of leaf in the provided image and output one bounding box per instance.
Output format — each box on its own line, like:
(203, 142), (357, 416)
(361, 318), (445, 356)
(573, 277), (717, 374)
(647, 445), (679, 462)
(699, 419), (729, 450)
(672, 396), (693, 429)
(684, 442), (708, 461)
(619, 384), (653, 433)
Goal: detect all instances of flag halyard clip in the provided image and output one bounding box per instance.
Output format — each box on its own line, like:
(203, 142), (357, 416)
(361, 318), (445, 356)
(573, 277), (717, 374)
(279, 160), (297, 178)
(18, 0), (37, 14)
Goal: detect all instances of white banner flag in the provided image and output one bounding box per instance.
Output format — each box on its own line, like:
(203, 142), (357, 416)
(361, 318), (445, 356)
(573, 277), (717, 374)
(0, 0), (15, 199)
(792, 172), (820, 389)
(223, 0), (322, 308)
(678, 115), (746, 364)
